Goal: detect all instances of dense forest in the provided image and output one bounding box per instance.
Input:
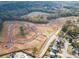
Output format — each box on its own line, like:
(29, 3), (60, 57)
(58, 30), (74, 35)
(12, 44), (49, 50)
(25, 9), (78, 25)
(0, 1), (79, 30)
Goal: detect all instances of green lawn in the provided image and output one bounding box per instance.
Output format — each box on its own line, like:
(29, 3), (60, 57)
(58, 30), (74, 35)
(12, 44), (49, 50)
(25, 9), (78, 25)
(0, 55), (8, 58)
(67, 45), (73, 55)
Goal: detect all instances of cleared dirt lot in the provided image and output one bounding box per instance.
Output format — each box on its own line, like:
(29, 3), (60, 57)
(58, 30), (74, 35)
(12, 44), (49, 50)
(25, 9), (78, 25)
(0, 16), (77, 57)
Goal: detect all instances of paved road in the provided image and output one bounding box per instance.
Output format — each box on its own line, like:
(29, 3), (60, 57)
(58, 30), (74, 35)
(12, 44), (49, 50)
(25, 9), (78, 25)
(62, 39), (69, 58)
(5, 22), (28, 48)
(5, 21), (37, 47)
(5, 22), (14, 48)
(39, 27), (62, 57)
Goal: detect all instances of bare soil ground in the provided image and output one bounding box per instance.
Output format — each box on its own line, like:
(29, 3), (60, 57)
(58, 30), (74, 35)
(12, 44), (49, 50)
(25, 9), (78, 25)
(0, 16), (78, 57)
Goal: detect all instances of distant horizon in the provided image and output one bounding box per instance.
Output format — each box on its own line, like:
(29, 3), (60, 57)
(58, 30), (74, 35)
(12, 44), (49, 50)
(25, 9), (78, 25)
(0, 1), (79, 21)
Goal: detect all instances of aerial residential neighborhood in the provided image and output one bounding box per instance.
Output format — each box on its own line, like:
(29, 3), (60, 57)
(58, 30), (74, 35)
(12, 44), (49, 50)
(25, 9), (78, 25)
(0, 1), (79, 58)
